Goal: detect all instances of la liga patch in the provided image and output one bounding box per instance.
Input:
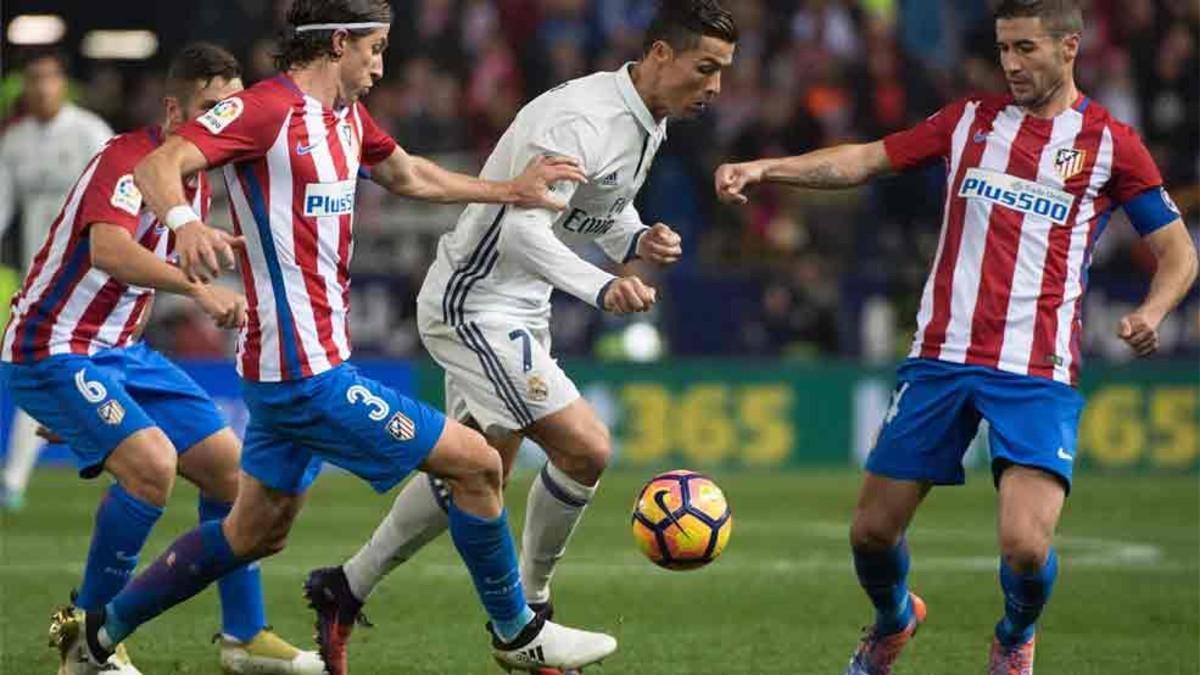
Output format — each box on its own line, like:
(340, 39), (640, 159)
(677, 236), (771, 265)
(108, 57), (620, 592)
(198, 97), (244, 134)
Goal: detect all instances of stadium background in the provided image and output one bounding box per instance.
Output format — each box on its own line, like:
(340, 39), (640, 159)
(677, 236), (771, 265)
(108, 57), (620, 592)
(0, 2), (1196, 673)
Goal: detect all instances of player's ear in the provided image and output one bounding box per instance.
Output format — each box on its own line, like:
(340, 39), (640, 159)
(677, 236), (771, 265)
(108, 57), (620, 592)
(331, 29), (349, 60)
(1060, 32), (1080, 62)
(163, 96), (183, 127)
(648, 40), (674, 64)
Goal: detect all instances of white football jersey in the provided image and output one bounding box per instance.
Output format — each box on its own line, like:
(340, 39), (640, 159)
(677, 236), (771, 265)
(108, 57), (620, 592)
(418, 64), (666, 330)
(0, 104), (113, 268)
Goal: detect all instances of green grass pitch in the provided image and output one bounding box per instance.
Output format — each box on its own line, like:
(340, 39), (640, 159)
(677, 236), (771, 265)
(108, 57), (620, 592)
(2, 468), (1196, 673)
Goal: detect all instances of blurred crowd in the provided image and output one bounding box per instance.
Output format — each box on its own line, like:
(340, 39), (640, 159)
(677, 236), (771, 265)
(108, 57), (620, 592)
(2, 0), (1197, 362)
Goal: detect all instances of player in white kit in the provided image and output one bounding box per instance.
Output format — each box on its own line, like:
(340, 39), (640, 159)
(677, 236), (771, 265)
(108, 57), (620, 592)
(0, 48), (113, 510)
(305, 0), (739, 665)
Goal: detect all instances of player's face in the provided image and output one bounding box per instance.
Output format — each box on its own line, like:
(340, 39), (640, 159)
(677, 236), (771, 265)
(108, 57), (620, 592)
(338, 28), (389, 103)
(183, 76), (245, 122)
(654, 36), (736, 117)
(996, 17), (1079, 110)
(23, 57), (68, 120)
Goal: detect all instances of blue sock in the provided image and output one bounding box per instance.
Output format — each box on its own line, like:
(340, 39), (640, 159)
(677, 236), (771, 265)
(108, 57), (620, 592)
(996, 549), (1058, 646)
(75, 483), (163, 611)
(853, 538), (913, 635)
(103, 520), (245, 645)
(199, 497), (265, 642)
(445, 503), (534, 641)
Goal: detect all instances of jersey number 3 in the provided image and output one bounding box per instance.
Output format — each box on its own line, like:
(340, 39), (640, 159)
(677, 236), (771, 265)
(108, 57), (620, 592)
(347, 385), (390, 421)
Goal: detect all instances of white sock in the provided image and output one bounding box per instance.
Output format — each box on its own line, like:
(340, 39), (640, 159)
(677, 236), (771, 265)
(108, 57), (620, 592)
(520, 462), (597, 605)
(4, 409), (43, 495)
(342, 473), (449, 601)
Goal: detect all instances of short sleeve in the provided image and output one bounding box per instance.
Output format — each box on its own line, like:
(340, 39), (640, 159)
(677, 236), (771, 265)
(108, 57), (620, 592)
(355, 104), (398, 167)
(883, 98), (968, 171)
(75, 138), (144, 235)
(175, 91), (283, 167)
(1106, 126), (1165, 205)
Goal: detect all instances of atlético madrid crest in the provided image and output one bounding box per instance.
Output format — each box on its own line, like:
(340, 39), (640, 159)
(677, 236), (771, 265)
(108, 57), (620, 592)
(1054, 148), (1087, 181)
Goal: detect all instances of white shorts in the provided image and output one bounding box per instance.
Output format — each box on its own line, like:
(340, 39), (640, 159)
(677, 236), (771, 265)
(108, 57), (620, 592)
(418, 312), (580, 434)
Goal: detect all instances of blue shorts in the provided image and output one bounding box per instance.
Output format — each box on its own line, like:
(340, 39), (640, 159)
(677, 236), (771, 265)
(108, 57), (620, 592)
(867, 358), (1083, 492)
(0, 343), (227, 478)
(240, 363), (447, 494)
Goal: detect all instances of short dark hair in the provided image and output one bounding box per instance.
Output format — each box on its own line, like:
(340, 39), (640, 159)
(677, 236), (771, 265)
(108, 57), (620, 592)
(995, 0), (1084, 35)
(21, 47), (68, 73)
(642, 0), (738, 54)
(274, 0), (393, 71)
(166, 43), (242, 102)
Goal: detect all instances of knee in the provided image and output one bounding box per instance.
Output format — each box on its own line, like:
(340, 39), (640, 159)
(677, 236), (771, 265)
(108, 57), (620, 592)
(227, 511), (291, 559)
(1000, 529), (1053, 573)
(850, 511), (904, 553)
(557, 418), (611, 485)
(119, 448), (177, 507)
(450, 432), (504, 497)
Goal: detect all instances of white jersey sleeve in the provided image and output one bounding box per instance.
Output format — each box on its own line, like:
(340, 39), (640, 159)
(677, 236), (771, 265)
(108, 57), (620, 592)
(498, 117), (615, 308)
(594, 200), (649, 264)
(501, 205), (615, 308)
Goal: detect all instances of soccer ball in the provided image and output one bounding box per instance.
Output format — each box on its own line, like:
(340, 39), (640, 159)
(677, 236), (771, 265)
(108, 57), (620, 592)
(631, 470), (732, 570)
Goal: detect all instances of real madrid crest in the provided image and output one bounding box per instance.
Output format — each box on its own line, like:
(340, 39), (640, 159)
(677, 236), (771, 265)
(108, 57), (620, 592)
(527, 375), (549, 402)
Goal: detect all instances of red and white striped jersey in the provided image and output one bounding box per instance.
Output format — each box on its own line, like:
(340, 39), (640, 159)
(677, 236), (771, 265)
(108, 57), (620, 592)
(885, 93), (1171, 386)
(2, 127), (208, 363)
(175, 75), (397, 382)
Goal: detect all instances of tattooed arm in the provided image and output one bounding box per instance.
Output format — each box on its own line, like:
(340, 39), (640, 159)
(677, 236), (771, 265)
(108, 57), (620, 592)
(714, 141), (891, 204)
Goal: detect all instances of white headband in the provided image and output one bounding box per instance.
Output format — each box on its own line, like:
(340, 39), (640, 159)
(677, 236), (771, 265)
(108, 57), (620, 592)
(294, 22), (389, 33)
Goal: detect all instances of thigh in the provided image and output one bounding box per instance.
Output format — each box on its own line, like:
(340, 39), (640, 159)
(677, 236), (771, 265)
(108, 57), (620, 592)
(118, 344), (229, 456)
(1, 357), (154, 478)
(424, 318), (579, 435)
(977, 372), (1083, 493)
(866, 359), (982, 486)
(996, 465), (1065, 560)
(240, 413), (322, 496)
(301, 365), (447, 493)
(177, 427), (241, 502)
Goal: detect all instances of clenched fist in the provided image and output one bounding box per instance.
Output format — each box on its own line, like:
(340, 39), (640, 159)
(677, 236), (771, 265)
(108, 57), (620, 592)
(603, 276), (657, 314)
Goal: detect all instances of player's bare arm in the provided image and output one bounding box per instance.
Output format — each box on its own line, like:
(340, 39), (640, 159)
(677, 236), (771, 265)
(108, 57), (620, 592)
(370, 146), (587, 210)
(636, 223), (683, 264)
(1117, 219), (1198, 357)
(715, 141), (891, 205)
(90, 222), (247, 329)
(133, 136), (245, 284)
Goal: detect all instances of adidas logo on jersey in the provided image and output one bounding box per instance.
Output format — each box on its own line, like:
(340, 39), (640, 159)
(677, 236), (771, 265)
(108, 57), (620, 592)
(599, 170), (619, 186)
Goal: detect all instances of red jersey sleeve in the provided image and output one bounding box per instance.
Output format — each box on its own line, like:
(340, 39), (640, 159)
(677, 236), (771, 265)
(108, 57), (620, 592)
(883, 98), (970, 171)
(75, 135), (146, 235)
(1105, 124), (1164, 204)
(355, 103), (398, 167)
(175, 89), (285, 167)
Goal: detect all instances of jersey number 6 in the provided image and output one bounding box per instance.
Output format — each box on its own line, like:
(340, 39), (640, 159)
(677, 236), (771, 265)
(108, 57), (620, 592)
(74, 369), (108, 404)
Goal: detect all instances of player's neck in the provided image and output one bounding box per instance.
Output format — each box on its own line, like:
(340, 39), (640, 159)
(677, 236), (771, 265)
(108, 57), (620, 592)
(287, 65), (343, 109)
(1023, 76), (1080, 119)
(629, 62), (668, 122)
(32, 102), (64, 124)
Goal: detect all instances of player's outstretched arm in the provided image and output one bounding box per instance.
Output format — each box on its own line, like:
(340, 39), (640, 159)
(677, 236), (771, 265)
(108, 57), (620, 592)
(90, 223), (247, 329)
(134, 136), (244, 284)
(370, 146), (586, 209)
(1117, 219), (1198, 356)
(715, 140), (891, 205)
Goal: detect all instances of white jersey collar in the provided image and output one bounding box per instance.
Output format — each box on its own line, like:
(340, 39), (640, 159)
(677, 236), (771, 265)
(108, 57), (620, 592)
(616, 63), (660, 136)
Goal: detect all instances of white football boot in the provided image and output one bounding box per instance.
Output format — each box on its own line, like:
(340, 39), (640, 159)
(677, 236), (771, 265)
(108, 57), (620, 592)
(491, 613), (617, 672)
